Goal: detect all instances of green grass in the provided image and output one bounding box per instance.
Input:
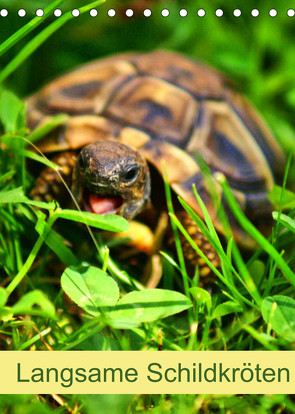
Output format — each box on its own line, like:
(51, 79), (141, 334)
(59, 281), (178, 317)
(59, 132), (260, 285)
(0, 0), (295, 412)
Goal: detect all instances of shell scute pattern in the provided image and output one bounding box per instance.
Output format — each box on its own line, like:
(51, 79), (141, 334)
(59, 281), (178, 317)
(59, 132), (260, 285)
(104, 76), (198, 146)
(130, 51), (228, 99)
(29, 58), (137, 122)
(226, 90), (284, 178)
(27, 51), (285, 248)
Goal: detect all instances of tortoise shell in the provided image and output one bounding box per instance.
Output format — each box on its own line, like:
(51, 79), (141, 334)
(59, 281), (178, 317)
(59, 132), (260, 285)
(27, 50), (285, 248)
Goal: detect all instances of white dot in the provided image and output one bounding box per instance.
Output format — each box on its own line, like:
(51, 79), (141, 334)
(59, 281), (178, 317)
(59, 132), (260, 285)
(287, 9), (295, 17)
(72, 9), (80, 17)
(36, 9), (44, 17)
(126, 9), (133, 17)
(233, 9), (241, 17)
(0, 9), (8, 17)
(143, 9), (151, 17)
(269, 9), (277, 17)
(180, 9), (188, 17)
(90, 9), (97, 17)
(251, 9), (259, 17)
(215, 9), (223, 17)
(54, 9), (62, 17)
(108, 9), (116, 17)
(197, 9), (205, 17)
(18, 9), (26, 17)
(161, 9), (169, 17)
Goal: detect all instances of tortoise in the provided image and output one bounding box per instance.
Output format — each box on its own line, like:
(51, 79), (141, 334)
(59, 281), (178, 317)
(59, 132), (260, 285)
(28, 50), (285, 277)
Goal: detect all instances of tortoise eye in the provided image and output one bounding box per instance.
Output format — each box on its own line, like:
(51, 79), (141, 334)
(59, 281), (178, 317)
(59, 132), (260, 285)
(122, 166), (140, 183)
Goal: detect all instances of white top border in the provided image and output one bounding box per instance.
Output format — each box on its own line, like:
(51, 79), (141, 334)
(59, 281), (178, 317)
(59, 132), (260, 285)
(0, 8), (295, 18)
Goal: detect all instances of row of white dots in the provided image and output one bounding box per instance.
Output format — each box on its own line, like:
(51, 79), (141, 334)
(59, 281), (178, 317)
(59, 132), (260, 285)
(1, 8), (295, 18)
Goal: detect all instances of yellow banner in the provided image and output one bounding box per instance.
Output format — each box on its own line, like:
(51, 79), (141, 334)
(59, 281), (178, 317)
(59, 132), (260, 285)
(1, 351), (294, 394)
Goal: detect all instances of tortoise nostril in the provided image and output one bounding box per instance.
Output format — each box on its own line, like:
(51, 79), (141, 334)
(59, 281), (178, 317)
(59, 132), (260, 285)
(122, 166), (140, 183)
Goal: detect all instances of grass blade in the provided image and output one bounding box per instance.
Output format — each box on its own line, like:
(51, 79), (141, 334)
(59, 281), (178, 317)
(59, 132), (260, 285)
(273, 212), (295, 234)
(161, 164), (190, 295)
(27, 114), (69, 143)
(191, 179), (261, 305)
(217, 173), (295, 287)
(273, 150), (293, 242)
(178, 196), (261, 305)
(0, 0), (105, 83)
(35, 217), (79, 266)
(23, 150), (60, 170)
(0, 187), (56, 210)
(55, 209), (129, 233)
(169, 213), (256, 309)
(0, 0), (65, 56)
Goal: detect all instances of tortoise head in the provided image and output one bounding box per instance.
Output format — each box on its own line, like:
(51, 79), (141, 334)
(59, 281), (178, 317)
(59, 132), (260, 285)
(72, 141), (150, 219)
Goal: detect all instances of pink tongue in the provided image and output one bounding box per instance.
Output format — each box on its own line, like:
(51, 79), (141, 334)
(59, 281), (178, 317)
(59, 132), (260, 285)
(88, 193), (122, 215)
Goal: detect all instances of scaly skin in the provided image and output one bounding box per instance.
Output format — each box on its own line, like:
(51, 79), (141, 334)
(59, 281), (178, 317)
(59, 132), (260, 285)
(30, 151), (77, 204)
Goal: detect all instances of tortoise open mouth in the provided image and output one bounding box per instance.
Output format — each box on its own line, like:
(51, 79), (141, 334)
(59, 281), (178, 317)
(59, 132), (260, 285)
(83, 189), (123, 215)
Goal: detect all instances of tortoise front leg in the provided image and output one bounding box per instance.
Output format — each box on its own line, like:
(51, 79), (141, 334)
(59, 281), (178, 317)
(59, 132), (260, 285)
(30, 151), (77, 204)
(103, 213), (168, 289)
(112, 209), (220, 286)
